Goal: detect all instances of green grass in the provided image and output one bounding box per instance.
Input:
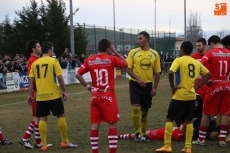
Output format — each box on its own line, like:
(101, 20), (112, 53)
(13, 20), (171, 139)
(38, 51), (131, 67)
(0, 77), (229, 153)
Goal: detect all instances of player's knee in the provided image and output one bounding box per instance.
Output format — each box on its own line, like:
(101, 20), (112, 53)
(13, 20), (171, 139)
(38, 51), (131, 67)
(57, 114), (65, 118)
(33, 117), (39, 124)
(132, 106), (140, 116)
(185, 120), (192, 124)
(108, 122), (117, 128)
(141, 107), (148, 112)
(91, 123), (100, 130)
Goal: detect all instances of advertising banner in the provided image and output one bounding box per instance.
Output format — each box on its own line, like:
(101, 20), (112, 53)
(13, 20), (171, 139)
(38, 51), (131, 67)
(6, 72), (20, 92)
(0, 73), (7, 93)
(19, 71), (28, 90)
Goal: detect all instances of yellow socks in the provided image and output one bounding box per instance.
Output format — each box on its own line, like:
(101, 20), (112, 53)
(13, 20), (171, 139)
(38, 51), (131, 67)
(58, 117), (69, 143)
(185, 123), (193, 148)
(132, 106), (141, 133)
(39, 120), (47, 146)
(141, 111), (148, 136)
(164, 122), (173, 148)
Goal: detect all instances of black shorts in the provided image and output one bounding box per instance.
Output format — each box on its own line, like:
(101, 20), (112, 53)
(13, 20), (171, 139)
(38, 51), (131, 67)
(36, 97), (64, 117)
(175, 95), (203, 127)
(193, 95), (203, 127)
(167, 99), (195, 121)
(129, 80), (152, 108)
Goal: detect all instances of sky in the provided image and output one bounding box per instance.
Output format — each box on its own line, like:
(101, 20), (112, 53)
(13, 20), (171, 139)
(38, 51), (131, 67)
(0, 0), (230, 36)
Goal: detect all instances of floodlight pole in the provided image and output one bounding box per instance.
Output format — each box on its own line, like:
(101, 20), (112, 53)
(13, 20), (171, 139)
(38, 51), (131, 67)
(113, 0), (116, 49)
(154, 0), (156, 50)
(70, 0), (75, 55)
(184, 0), (187, 41)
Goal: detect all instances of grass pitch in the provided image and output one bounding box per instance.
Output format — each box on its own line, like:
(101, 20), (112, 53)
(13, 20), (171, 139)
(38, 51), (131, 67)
(0, 77), (229, 153)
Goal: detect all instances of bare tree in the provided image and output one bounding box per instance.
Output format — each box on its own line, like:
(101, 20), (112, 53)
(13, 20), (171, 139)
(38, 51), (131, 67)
(217, 26), (230, 39)
(186, 11), (203, 51)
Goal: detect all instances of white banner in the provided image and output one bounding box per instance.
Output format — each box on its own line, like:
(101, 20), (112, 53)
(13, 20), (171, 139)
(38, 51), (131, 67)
(62, 69), (69, 85)
(75, 68), (92, 83)
(6, 72), (20, 92)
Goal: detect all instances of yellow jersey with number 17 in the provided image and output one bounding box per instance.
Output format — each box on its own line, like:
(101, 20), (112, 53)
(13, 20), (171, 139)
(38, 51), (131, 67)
(169, 56), (209, 101)
(29, 56), (63, 101)
(127, 47), (161, 83)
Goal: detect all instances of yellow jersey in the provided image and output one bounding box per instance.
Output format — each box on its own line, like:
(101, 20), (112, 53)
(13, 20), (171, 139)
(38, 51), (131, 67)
(127, 47), (161, 83)
(29, 56), (63, 101)
(170, 56), (209, 101)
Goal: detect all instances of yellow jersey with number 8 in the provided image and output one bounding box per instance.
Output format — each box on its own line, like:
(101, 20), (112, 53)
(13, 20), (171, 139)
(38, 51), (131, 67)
(29, 56), (63, 101)
(170, 56), (209, 100)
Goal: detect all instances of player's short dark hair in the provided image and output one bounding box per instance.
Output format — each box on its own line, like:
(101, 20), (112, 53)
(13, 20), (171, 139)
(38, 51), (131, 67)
(221, 35), (230, 47)
(138, 31), (150, 42)
(196, 38), (206, 45)
(98, 38), (111, 52)
(26, 40), (39, 54)
(180, 41), (193, 55)
(42, 41), (54, 54)
(208, 35), (220, 46)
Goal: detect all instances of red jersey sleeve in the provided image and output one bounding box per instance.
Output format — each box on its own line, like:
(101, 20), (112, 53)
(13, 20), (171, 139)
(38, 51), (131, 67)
(201, 51), (211, 66)
(77, 59), (89, 75)
(27, 57), (38, 75)
(112, 56), (126, 68)
(27, 56), (38, 91)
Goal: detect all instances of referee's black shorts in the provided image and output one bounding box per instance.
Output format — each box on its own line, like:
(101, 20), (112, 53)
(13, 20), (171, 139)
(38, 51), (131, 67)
(36, 97), (64, 117)
(129, 80), (152, 108)
(167, 99), (195, 121)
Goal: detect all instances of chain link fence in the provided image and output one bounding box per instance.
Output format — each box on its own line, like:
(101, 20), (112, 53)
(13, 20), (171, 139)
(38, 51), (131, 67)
(78, 23), (176, 56)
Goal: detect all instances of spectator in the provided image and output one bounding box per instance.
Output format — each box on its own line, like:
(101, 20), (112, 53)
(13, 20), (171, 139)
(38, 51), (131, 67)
(169, 55), (174, 67)
(74, 58), (81, 67)
(14, 54), (20, 60)
(79, 53), (85, 64)
(20, 60), (27, 72)
(7, 60), (16, 73)
(58, 56), (67, 69)
(0, 53), (4, 59)
(67, 58), (75, 70)
(74, 54), (78, 59)
(163, 52), (170, 73)
(0, 59), (7, 73)
(62, 48), (70, 59)
(15, 59), (22, 72)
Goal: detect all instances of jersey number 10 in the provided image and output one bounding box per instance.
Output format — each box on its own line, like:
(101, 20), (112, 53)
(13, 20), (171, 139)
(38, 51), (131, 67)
(94, 69), (108, 86)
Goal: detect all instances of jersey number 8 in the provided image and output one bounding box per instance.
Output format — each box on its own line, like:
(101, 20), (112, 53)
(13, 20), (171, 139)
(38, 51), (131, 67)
(188, 64), (195, 78)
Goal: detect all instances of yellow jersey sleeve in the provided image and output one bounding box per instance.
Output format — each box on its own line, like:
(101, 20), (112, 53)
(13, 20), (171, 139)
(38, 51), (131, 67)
(169, 58), (179, 72)
(127, 50), (134, 69)
(199, 63), (209, 76)
(154, 52), (161, 73)
(54, 59), (63, 76)
(29, 63), (35, 78)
